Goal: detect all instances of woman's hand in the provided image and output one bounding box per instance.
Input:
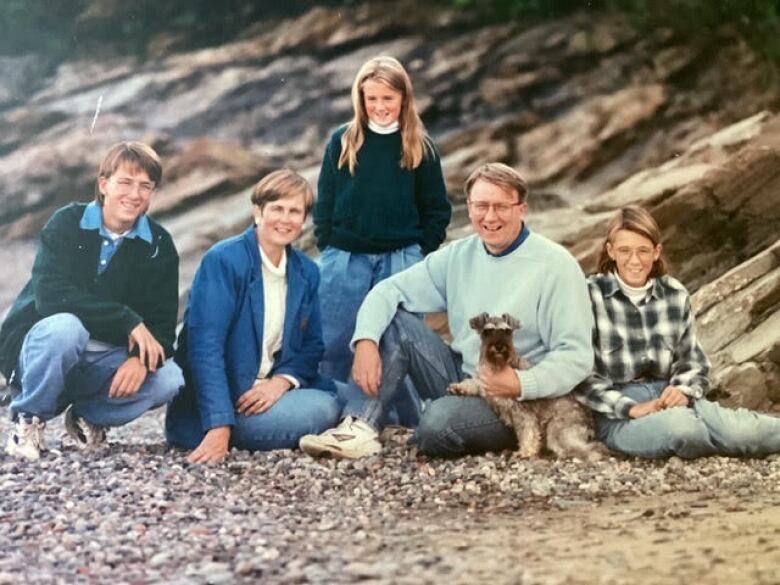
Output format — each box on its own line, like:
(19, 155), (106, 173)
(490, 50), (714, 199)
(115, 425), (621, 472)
(628, 399), (662, 419)
(236, 377), (291, 416)
(479, 366), (521, 398)
(659, 386), (690, 409)
(188, 426), (231, 464)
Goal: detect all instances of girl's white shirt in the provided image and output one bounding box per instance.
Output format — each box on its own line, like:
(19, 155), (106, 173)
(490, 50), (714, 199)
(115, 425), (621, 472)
(367, 120), (399, 134)
(614, 271), (654, 306)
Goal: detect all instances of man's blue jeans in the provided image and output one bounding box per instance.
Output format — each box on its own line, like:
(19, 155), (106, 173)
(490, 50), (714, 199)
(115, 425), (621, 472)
(339, 310), (517, 458)
(10, 313), (183, 427)
(319, 245), (424, 426)
(596, 382), (780, 459)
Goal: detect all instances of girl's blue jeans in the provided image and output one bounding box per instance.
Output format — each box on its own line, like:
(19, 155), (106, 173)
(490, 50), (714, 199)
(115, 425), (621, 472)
(596, 382), (780, 459)
(318, 244), (424, 425)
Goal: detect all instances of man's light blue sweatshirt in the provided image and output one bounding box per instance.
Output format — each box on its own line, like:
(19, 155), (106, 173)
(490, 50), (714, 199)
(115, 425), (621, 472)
(351, 230), (594, 401)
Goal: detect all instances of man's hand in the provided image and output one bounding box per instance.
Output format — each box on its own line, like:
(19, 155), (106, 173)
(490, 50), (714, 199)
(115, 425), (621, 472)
(188, 426), (231, 464)
(479, 366), (521, 398)
(351, 340), (382, 397)
(236, 377), (291, 416)
(658, 386), (690, 409)
(108, 356), (147, 398)
(628, 399), (662, 419)
(128, 323), (164, 372)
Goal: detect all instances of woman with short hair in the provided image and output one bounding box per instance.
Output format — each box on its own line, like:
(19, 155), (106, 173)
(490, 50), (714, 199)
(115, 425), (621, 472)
(166, 169), (339, 463)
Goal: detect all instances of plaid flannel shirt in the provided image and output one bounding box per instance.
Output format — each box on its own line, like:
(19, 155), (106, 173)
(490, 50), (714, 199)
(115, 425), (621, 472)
(574, 272), (711, 419)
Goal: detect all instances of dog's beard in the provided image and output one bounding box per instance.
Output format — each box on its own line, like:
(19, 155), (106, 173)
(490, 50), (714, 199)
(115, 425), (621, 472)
(482, 344), (514, 371)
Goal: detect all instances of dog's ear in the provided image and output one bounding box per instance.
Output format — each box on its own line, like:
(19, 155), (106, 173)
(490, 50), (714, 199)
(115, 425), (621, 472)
(501, 313), (521, 330)
(470, 312), (490, 331)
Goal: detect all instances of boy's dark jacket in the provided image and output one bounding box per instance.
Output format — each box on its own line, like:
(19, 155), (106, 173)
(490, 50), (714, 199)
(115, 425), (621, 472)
(0, 203), (179, 380)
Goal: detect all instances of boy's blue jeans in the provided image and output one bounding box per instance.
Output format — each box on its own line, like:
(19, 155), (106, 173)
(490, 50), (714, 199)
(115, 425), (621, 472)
(338, 310), (517, 457)
(318, 245), (424, 425)
(10, 313), (183, 427)
(596, 382), (780, 459)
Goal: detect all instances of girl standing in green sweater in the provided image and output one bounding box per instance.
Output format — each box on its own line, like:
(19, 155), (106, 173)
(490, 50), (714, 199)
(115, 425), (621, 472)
(313, 56), (451, 422)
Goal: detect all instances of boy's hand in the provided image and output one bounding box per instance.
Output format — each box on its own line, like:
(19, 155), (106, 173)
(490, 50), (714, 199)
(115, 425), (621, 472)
(109, 356), (147, 398)
(128, 323), (164, 372)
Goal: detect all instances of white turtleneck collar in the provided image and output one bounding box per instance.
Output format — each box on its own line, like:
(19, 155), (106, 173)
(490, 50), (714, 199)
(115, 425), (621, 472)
(614, 271), (653, 306)
(368, 120), (399, 135)
(259, 245), (287, 277)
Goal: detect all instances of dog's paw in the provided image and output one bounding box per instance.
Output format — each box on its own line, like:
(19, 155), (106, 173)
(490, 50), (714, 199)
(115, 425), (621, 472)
(516, 446), (538, 459)
(448, 383), (464, 395)
(585, 443), (610, 462)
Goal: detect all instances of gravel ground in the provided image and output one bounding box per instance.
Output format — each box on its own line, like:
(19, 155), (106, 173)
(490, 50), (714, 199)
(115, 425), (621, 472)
(1, 407), (779, 585)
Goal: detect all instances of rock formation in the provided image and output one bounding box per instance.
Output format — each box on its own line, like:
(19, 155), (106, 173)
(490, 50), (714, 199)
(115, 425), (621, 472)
(0, 1), (777, 405)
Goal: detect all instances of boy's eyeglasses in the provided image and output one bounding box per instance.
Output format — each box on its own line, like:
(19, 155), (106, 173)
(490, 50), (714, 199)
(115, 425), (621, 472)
(113, 178), (155, 196)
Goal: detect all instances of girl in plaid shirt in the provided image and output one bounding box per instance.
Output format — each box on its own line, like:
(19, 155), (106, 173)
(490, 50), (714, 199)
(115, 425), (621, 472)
(576, 205), (780, 459)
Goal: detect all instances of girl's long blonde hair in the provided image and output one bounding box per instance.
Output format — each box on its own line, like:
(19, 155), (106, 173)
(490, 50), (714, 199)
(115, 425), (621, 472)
(338, 56), (433, 175)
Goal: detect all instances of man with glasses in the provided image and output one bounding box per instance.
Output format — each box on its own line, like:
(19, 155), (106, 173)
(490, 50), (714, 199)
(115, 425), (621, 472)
(0, 142), (183, 460)
(300, 162), (593, 459)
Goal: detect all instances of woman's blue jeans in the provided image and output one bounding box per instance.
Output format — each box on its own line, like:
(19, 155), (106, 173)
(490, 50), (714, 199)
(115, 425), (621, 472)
(596, 382), (780, 459)
(166, 387), (341, 452)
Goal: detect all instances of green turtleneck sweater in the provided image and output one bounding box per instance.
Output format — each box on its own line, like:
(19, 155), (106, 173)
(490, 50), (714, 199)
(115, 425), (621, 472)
(313, 125), (451, 255)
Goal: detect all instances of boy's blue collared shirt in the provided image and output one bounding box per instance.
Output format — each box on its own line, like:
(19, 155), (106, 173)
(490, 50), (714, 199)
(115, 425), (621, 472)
(79, 202), (152, 274)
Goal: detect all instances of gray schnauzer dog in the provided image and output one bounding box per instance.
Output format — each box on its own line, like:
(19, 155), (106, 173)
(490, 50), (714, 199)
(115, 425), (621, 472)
(448, 313), (605, 461)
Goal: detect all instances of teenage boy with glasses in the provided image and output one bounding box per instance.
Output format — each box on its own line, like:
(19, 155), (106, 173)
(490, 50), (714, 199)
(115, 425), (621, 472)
(0, 142), (183, 460)
(300, 162), (593, 459)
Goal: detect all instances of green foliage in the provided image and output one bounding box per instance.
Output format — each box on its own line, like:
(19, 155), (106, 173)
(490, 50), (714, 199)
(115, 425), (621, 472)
(451, 0), (780, 61)
(452, 0), (600, 19)
(609, 0), (780, 61)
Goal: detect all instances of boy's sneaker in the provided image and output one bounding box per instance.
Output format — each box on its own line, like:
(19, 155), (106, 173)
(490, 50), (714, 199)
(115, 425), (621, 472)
(6, 415), (46, 461)
(298, 416), (381, 459)
(64, 406), (106, 449)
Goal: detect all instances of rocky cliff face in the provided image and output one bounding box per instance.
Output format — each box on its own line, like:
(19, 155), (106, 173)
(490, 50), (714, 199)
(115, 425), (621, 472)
(0, 2), (777, 404)
(561, 111), (780, 411)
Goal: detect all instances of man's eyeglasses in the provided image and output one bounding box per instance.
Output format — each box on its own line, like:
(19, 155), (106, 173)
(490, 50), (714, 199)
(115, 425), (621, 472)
(467, 199), (523, 217)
